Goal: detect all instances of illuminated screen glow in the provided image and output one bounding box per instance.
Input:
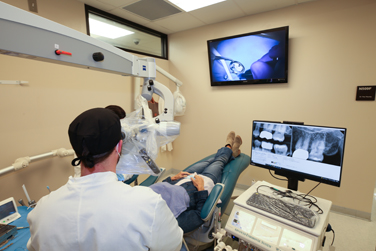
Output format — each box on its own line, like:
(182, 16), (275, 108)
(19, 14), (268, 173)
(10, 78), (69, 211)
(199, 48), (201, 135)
(250, 120), (346, 187)
(207, 26), (288, 86)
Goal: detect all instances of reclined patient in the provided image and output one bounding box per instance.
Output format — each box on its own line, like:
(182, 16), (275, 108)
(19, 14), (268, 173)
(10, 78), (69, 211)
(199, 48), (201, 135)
(105, 105), (243, 233)
(149, 131), (243, 233)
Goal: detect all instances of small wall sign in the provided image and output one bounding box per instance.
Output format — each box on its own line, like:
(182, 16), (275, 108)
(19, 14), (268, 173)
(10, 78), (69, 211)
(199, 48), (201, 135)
(356, 86), (376, 101)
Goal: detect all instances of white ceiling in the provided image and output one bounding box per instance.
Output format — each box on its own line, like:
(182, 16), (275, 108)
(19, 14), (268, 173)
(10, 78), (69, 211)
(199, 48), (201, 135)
(77, 0), (316, 34)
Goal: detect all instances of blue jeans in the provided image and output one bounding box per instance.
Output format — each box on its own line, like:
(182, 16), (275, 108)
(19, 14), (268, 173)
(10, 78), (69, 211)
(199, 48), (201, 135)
(171, 147), (234, 233)
(184, 147), (234, 184)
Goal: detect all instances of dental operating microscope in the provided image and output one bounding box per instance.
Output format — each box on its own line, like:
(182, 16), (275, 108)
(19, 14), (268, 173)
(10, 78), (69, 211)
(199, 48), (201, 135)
(0, 1), (182, 176)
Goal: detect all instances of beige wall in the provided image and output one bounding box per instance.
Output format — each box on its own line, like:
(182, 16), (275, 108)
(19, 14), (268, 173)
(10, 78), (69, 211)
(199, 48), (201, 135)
(0, 0), (172, 204)
(168, 0), (376, 214)
(1, 0), (375, 216)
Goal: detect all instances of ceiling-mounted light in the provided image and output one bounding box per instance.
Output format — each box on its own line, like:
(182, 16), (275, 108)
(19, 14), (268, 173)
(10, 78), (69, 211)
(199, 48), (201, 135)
(89, 18), (134, 39)
(167, 0), (226, 12)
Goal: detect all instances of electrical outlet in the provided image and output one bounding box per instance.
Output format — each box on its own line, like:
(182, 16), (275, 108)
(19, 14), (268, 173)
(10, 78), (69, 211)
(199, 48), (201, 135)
(28, 0), (38, 13)
(251, 179), (256, 186)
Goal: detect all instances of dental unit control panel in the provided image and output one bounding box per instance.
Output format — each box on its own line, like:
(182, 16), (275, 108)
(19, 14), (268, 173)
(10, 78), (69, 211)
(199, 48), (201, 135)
(224, 181), (331, 251)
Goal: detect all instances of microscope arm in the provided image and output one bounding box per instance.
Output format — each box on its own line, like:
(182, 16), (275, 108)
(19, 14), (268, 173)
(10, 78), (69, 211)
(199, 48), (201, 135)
(156, 65), (183, 88)
(141, 79), (174, 122)
(0, 2), (182, 176)
(0, 1), (184, 124)
(0, 2), (156, 79)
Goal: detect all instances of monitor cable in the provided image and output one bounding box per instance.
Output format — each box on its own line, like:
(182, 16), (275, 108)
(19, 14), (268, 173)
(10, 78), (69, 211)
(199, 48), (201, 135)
(269, 170), (288, 181)
(326, 223), (335, 245)
(304, 182), (321, 198)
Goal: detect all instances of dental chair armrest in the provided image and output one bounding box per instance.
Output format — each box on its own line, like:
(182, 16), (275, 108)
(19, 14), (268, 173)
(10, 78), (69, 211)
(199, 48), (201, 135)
(139, 168), (166, 186)
(123, 174), (139, 185)
(201, 183), (224, 221)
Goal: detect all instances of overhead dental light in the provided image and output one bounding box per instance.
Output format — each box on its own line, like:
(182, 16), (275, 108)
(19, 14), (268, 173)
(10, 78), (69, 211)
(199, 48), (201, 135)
(167, 0), (226, 12)
(89, 18), (133, 39)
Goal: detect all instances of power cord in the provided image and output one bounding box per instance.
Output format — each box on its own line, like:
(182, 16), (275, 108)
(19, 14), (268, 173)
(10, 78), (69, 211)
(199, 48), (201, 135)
(268, 170), (322, 198)
(326, 223), (335, 245)
(304, 182), (321, 198)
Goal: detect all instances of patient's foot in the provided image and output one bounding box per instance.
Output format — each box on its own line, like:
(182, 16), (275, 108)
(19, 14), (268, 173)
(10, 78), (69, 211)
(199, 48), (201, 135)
(226, 131), (235, 148)
(232, 135), (242, 157)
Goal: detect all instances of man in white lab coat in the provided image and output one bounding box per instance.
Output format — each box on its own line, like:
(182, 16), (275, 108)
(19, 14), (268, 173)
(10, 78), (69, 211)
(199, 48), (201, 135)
(27, 108), (183, 251)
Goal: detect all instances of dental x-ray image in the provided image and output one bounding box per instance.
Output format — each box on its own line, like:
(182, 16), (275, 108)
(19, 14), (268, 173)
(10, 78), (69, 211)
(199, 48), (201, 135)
(252, 123), (292, 157)
(252, 122), (345, 166)
(250, 120), (347, 187)
(292, 127), (345, 166)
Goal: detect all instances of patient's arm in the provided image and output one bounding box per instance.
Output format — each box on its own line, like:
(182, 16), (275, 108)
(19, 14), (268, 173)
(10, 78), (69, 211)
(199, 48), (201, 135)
(171, 171), (190, 181)
(191, 175), (204, 191)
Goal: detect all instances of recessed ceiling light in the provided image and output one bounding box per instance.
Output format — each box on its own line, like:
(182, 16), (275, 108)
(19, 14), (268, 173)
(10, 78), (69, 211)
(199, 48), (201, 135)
(167, 0), (226, 12)
(89, 18), (134, 39)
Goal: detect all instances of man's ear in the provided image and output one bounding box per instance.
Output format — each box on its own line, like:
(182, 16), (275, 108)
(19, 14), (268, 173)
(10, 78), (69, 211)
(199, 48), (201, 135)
(117, 140), (123, 153)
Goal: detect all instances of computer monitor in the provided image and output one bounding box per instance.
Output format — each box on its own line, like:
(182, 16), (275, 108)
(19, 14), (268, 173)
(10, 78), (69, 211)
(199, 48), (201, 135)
(0, 197), (21, 224)
(250, 120), (346, 190)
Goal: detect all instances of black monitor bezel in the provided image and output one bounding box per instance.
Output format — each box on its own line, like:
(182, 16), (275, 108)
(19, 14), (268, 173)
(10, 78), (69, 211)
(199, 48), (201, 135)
(250, 120), (346, 188)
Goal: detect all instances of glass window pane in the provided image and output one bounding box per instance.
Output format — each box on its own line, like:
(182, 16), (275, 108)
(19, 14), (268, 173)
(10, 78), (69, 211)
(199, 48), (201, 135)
(86, 7), (167, 59)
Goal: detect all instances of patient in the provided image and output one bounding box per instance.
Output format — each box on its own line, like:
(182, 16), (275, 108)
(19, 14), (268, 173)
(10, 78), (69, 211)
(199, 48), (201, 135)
(150, 131), (242, 233)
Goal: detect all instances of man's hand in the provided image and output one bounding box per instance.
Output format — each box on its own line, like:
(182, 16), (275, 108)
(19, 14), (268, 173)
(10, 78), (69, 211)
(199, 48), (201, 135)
(171, 171), (190, 181)
(191, 175), (205, 191)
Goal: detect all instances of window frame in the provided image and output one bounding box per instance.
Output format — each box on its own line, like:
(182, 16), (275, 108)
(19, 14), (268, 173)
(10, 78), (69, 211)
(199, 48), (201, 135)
(85, 5), (168, 59)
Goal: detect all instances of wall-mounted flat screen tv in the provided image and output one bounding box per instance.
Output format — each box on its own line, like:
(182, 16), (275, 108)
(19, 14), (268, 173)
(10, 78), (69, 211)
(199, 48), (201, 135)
(207, 26), (289, 86)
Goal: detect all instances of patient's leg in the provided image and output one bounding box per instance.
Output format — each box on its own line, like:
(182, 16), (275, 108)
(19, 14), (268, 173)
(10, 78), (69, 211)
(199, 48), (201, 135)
(185, 131), (235, 175)
(184, 156), (215, 174)
(199, 147), (234, 184)
(187, 132), (240, 183)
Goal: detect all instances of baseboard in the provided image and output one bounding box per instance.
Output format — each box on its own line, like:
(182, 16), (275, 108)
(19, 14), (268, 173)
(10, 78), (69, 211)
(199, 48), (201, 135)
(330, 205), (371, 220)
(234, 183), (250, 191)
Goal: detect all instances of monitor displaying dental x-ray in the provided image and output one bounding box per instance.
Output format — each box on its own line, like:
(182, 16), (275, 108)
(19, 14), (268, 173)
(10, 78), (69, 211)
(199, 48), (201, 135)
(250, 120), (346, 190)
(207, 26), (289, 86)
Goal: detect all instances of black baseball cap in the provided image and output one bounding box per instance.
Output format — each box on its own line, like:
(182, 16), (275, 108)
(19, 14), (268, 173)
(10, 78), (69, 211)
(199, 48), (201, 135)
(68, 108), (122, 157)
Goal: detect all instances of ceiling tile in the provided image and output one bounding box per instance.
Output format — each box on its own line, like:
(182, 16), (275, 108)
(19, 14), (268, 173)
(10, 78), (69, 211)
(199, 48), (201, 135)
(189, 0), (246, 25)
(109, 7), (150, 26)
(78, 0), (117, 11)
(98, 0), (139, 8)
(234, 0), (296, 15)
(153, 13), (206, 33)
(142, 22), (175, 34)
(77, 0), (318, 34)
(123, 0), (182, 21)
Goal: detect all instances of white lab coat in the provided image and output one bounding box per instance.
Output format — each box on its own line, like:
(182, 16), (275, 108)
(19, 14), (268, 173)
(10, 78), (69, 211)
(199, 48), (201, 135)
(27, 172), (183, 251)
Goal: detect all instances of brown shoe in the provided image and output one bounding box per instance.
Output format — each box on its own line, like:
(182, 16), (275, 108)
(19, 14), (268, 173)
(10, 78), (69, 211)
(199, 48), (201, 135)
(232, 135), (242, 157)
(226, 131), (235, 147)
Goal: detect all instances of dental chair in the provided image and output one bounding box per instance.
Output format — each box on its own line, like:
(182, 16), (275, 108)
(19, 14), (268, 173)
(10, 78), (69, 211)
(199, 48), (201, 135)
(140, 153), (250, 251)
(123, 174), (139, 185)
(123, 168), (166, 185)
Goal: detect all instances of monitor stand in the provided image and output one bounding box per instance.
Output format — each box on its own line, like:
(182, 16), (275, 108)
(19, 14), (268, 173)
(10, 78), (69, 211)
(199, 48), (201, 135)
(287, 177), (305, 191)
(274, 170), (305, 191)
